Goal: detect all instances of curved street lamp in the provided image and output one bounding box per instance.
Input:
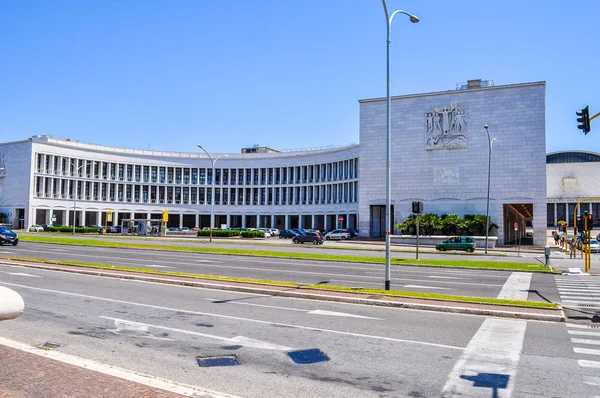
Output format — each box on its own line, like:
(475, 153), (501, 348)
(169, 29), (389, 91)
(197, 145), (228, 242)
(483, 125), (496, 254)
(382, 0), (419, 291)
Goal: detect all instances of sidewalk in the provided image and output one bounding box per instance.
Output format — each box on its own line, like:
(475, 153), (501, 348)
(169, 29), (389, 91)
(0, 337), (230, 398)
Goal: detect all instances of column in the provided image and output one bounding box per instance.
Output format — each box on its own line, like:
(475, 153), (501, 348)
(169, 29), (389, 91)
(48, 208), (54, 225)
(324, 215), (330, 231)
(271, 215), (276, 229)
(242, 215), (247, 228)
(179, 213), (183, 228)
(257, 215), (261, 228)
(335, 213), (340, 229)
(553, 204), (557, 227)
(298, 216), (303, 229)
(80, 210), (86, 227)
(195, 214), (200, 229)
(226, 214), (231, 228)
(285, 214), (289, 230)
(97, 211), (102, 226)
(311, 215), (315, 230)
(346, 213), (350, 229)
(146, 212), (151, 222)
(65, 209), (70, 226)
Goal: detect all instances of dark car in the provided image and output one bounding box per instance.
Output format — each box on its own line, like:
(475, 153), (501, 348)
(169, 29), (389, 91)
(279, 229), (299, 239)
(0, 226), (19, 246)
(292, 231), (323, 245)
(435, 236), (476, 252)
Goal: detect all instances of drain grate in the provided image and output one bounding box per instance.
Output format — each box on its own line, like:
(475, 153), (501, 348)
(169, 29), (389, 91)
(287, 348), (330, 364)
(37, 342), (61, 350)
(578, 304), (600, 308)
(196, 355), (240, 367)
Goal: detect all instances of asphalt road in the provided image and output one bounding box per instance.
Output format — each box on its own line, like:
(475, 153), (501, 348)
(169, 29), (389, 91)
(0, 266), (597, 398)
(0, 241), (559, 299)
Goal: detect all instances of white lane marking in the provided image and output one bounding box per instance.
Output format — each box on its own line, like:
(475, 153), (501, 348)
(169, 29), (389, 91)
(404, 284), (451, 290)
(204, 298), (381, 320)
(429, 276), (466, 280)
(572, 339), (600, 346)
(0, 271), (42, 278)
(328, 279), (378, 286)
(574, 347), (600, 356)
(99, 316), (293, 350)
(107, 318), (174, 341)
(569, 330), (600, 337)
(441, 318), (527, 398)
(584, 376), (600, 386)
(579, 360), (600, 368)
(496, 272), (532, 301)
(0, 281), (463, 350)
(562, 299), (600, 304)
(567, 323), (597, 329)
(568, 268), (582, 274)
(144, 264), (174, 269)
(560, 295), (600, 299)
(558, 288), (600, 292)
(0, 336), (236, 398)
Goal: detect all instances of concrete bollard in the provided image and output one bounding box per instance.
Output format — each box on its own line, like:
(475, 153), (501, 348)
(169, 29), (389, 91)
(0, 286), (25, 320)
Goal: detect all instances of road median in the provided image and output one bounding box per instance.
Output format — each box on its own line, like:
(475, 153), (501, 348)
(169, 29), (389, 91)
(0, 257), (564, 322)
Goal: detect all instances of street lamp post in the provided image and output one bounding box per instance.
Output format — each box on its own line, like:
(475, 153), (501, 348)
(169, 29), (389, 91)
(483, 125), (496, 254)
(69, 160), (86, 235)
(382, 1), (419, 290)
(197, 145), (227, 242)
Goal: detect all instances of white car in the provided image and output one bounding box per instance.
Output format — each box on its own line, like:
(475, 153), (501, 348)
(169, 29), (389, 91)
(325, 229), (352, 240)
(28, 224), (44, 232)
(590, 239), (600, 253)
(257, 228), (272, 238)
(269, 228), (280, 237)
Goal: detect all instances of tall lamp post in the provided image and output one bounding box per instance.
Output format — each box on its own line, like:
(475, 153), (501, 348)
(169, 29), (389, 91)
(483, 125), (496, 254)
(197, 145), (227, 242)
(69, 160), (86, 235)
(382, 1), (419, 290)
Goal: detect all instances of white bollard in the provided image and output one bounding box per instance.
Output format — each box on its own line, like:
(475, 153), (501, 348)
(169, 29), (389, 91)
(0, 286), (25, 320)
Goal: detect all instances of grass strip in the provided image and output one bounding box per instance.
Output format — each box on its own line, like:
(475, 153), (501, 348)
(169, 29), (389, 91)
(19, 235), (551, 272)
(0, 255), (559, 309)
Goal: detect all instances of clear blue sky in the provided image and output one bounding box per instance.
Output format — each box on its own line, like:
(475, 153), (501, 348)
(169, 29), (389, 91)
(1, 0), (598, 154)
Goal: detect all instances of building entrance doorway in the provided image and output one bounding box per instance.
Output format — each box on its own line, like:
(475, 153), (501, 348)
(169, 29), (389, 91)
(370, 205), (394, 238)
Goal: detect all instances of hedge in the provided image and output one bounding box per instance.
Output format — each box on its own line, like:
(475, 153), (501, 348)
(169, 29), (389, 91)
(241, 230), (265, 238)
(48, 226), (99, 233)
(197, 230), (240, 237)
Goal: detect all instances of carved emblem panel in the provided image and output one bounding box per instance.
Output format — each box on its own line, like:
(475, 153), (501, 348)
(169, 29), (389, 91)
(425, 105), (467, 150)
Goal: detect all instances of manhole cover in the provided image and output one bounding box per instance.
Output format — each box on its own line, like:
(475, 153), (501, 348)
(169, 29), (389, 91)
(287, 348), (330, 364)
(37, 342), (61, 350)
(196, 355), (240, 367)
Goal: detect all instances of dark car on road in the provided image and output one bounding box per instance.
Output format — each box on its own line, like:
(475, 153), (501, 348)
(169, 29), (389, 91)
(292, 231), (323, 245)
(435, 236), (476, 252)
(279, 229), (299, 239)
(0, 226), (19, 246)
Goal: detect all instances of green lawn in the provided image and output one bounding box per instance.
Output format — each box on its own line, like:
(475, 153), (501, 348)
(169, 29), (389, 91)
(19, 235), (553, 273)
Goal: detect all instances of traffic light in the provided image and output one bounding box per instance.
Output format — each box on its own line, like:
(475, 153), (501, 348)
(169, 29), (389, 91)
(162, 209), (169, 222)
(412, 201), (423, 214)
(577, 216), (583, 233)
(577, 106), (591, 134)
(587, 213), (594, 231)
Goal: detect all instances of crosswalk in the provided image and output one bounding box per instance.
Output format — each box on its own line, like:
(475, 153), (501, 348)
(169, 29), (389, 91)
(567, 323), (600, 376)
(555, 275), (600, 308)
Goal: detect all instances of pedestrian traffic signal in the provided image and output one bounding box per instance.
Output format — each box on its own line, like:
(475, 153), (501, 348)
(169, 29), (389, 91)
(577, 106), (591, 134)
(412, 201), (423, 214)
(162, 210), (169, 222)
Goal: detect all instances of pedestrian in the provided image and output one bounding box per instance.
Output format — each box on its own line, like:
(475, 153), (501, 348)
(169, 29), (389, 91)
(554, 234), (559, 245)
(569, 239), (575, 258)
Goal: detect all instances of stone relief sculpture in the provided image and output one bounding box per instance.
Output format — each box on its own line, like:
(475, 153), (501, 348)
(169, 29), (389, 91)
(433, 167), (459, 183)
(425, 105), (467, 150)
(0, 153), (6, 177)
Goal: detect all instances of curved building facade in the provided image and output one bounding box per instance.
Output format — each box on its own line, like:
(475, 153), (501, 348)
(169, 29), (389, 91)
(0, 136), (359, 231)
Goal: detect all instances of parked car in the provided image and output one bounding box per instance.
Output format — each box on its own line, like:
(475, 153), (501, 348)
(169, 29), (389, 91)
(269, 228), (280, 237)
(325, 229), (352, 240)
(290, 228), (306, 236)
(347, 229), (359, 238)
(590, 239), (600, 253)
(0, 226), (19, 246)
(292, 231), (323, 245)
(279, 229), (299, 239)
(436, 236), (476, 252)
(28, 224), (44, 232)
(258, 228), (272, 238)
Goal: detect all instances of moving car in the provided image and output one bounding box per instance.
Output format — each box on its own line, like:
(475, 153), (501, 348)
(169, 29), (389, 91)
(325, 229), (352, 240)
(28, 224), (44, 232)
(292, 231), (323, 245)
(435, 236), (476, 252)
(0, 226), (19, 246)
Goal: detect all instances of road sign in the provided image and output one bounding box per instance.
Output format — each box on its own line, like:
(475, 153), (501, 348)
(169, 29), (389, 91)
(338, 216), (344, 222)
(513, 222), (518, 229)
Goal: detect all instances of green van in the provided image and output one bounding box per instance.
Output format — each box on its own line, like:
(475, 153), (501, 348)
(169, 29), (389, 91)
(435, 236), (476, 252)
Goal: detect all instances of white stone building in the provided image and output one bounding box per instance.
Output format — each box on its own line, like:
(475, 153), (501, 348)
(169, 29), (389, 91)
(546, 151), (600, 229)
(0, 137), (359, 232)
(358, 79), (547, 246)
(0, 79), (549, 245)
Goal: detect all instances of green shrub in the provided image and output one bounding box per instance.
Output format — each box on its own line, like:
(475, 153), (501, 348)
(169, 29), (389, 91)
(197, 230), (240, 237)
(241, 230), (265, 238)
(48, 226), (98, 233)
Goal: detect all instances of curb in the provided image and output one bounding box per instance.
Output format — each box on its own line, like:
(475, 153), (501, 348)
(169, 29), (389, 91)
(16, 240), (557, 274)
(0, 260), (565, 323)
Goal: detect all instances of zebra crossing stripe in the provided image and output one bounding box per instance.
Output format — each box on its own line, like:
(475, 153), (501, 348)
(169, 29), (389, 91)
(574, 347), (600, 355)
(578, 360), (600, 368)
(567, 323), (596, 329)
(572, 339), (600, 346)
(569, 330), (600, 337)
